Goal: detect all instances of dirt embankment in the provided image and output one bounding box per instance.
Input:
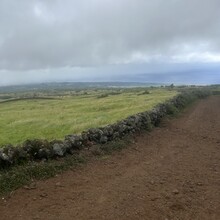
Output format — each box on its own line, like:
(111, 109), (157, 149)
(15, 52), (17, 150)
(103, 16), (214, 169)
(0, 96), (219, 220)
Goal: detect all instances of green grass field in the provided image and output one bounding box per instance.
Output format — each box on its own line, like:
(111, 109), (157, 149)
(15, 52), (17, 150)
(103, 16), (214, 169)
(0, 88), (177, 146)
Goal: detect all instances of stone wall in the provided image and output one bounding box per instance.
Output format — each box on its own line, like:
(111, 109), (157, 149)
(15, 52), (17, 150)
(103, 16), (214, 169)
(0, 89), (211, 169)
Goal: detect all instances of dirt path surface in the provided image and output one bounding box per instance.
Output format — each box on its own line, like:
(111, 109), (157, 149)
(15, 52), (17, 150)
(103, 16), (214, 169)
(0, 96), (220, 220)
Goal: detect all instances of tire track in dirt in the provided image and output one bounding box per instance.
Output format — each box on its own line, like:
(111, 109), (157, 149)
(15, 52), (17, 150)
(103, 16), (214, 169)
(0, 96), (219, 220)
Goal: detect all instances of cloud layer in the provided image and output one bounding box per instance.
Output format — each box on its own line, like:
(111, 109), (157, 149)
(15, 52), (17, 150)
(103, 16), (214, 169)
(0, 0), (220, 71)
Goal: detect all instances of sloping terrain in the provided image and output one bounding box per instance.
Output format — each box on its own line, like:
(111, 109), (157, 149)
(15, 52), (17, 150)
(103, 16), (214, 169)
(0, 96), (219, 220)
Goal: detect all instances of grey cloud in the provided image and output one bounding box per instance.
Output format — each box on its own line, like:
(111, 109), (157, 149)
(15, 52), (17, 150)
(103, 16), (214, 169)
(0, 0), (220, 70)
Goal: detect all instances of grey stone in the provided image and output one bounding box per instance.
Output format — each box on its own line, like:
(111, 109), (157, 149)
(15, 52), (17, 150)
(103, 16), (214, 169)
(52, 143), (66, 157)
(38, 148), (52, 159)
(86, 128), (104, 142)
(100, 136), (108, 144)
(0, 151), (10, 162)
(0, 150), (11, 167)
(65, 135), (83, 149)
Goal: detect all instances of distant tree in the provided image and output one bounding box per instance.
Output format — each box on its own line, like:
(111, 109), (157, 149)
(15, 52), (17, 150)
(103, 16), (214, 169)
(170, 83), (175, 89)
(142, 90), (150, 95)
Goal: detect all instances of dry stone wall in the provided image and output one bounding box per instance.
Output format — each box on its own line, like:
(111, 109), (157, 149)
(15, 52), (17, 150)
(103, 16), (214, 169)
(0, 89), (211, 169)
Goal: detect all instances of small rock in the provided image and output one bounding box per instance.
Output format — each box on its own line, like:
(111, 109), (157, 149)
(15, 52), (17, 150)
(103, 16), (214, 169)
(23, 182), (36, 190)
(53, 143), (66, 157)
(40, 192), (48, 198)
(172, 189), (179, 194)
(197, 182), (203, 186)
(150, 180), (155, 185)
(55, 182), (63, 187)
(38, 148), (51, 159)
(100, 136), (108, 144)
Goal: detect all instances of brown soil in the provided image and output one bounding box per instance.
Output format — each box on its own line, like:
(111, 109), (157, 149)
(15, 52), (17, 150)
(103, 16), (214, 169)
(0, 96), (219, 220)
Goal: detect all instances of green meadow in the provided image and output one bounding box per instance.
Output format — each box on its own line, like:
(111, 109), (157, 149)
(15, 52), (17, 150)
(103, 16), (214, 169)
(0, 88), (177, 146)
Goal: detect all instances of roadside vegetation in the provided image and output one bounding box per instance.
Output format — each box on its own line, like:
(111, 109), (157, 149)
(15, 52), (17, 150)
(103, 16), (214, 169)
(0, 138), (131, 196)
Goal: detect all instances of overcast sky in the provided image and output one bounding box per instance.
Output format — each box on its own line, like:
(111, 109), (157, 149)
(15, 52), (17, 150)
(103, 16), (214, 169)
(0, 0), (220, 86)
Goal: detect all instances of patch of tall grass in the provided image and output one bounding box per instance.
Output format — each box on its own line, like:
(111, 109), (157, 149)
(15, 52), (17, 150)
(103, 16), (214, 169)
(0, 88), (177, 146)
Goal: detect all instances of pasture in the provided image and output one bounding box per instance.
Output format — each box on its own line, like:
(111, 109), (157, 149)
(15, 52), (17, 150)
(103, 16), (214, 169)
(0, 88), (177, 146)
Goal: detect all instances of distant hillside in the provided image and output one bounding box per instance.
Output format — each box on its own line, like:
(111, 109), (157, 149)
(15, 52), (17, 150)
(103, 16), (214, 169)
(0, 82), (164, 93)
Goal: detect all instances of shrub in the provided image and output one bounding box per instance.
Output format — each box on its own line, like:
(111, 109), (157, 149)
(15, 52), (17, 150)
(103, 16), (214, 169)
(97, 94), (109, 99)
(165, 103), (178, 115)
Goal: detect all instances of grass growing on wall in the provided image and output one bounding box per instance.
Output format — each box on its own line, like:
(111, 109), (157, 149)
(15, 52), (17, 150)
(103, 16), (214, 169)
(0, 88), (177, 146)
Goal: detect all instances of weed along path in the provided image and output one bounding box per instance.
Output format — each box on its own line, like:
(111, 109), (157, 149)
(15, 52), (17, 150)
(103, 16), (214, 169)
(0, 96), (220, 220)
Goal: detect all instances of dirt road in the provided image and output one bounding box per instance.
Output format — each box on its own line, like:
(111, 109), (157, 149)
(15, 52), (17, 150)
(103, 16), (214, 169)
(0, 96), (219, 220)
